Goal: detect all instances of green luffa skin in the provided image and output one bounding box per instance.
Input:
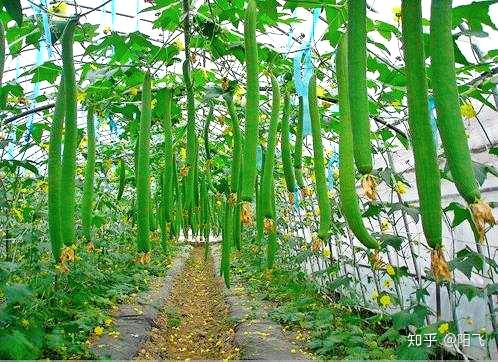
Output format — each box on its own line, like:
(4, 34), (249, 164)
(48, 78), (65, 262)
(60, 18), (79, 246)
(337, 37), (379, 250)
(261, 74), (281, 219)
(240, 0), (259, 202)
(163, 88), (174, 230)
(117, 158), (126, 201)
(293, 97), (305, 189)
(136, 73), (152, 253)
(401, 0), (442, 249)
(281, 92), (296, 193)
(430, 0), (480, 204)
(308, 75), (331, 241)
(0, 21), (5, 85)
(81, 106), (96, 242)
(347, 0), (372, 175)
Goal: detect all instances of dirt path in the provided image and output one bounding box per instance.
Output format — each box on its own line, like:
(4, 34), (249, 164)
(137, 246), (239, 360)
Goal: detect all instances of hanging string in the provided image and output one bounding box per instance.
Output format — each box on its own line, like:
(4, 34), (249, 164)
(111, 0), (116, 31)
(428, 96), (439, 150)
(40, 0), (52, 57)
(135, 0), (141, 32)
(327, 146), (339, 190)
(256, 145), (263, 171)
(292, 8), (320, 137)
(25, 1), (47, 143)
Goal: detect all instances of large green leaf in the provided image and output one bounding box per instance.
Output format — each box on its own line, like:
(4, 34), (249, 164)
(1, 0), (22, 26)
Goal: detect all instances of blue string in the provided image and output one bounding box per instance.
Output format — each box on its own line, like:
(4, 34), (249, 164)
(108, 114), (117, 134)
(428, 96), (439, 149)
(327, 146), (339, 190)
(40, 0), (52, 56)
(25, 2), (46, 143)
(111, 0), (116, 30)
(292, 8), (320, 136)
(135, 0), (141, 32)
(256, 145), (263, 171)
(293, 188), (300, 211)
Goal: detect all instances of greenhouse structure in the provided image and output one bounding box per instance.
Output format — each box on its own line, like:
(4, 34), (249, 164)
(0, 0), (497, 360)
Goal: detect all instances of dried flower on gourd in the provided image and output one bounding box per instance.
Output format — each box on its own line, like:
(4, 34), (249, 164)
(228, 193), (237, 206)
(60, 245), (76, 264)
(369, 251), (386, 270)
(311, 235), (322, 253)
(180, 166), (189, 178)
(264, 218), (275, 234)
(136, 252), (151, 265)
(241, 202), (253, 225)
(470, 200), (496, 243)
(288, 192), (295, 204)
(361, 174), (378, 201)
(431, 248), (452, 282)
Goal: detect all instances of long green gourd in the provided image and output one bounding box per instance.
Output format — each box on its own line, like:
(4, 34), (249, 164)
(136, 73), (152, 253)
(261, 74), (280, 218)
(430, 1), (482, 205)
(48, 79), (65, 262)
(293, 97), (305, 189)
(240, 0), (259, 205)
(337, 36), (379, 250)
(401, 0), (442, 250)
(221, 199), (231, 287)
(225, 91), (243, 249)
(163, 88), (173, 236)
(281, 92), (296, 194)
(0, 21), (5, 85)
(308, 75), (331, 241)
(81, 106), (96, 242)
(266, 186), (277, 269)
(225, 93), (242, 194)
(117, 158), (126, 201)
(347, 0), (372, 175)
(183, 60), (196, 212)
(60, 18), (79, 246)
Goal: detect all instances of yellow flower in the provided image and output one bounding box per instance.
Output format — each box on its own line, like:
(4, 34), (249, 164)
(180, 148), (187, 160)
(49, 1), (69, 16)
(322, 248), (331, 258)
(234, 84), (246, 105)
(174, 38), (185, 51)
(316, 85), (325, 98)
(151, 99), (157, 109)
(380, 218), (392, 232)
(77, 90), (86, 103)
(384, 279), (393, 288)
(394, 180), (407, 195)
(333, 167), (339, 179)
(94, 326), (104, 336)
(104, 318), (113, 327)
(371, 291), (379, 300)
(21, 319), (30, 328)
(438, 322), (449, 335)
(386, 264), (395, 276)
(103, 25), (112, 35)
(379, 295), (392, 307)
(460, 101), (476, 120)
(391, 100), (401, 109)
(392, 6), (402, 22)
(130, 87), (139, 96)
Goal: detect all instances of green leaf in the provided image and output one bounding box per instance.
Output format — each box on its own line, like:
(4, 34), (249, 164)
(0, 331), (40, 359)
(5, 284), (32, 305)
(453, 283), (484, 301)
(28, 61), (62, 84)
(449, 247), (484, 279)
(2, 0), (23, 26)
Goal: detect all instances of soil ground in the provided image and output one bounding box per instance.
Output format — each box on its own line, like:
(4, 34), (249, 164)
(137, 246), (239, 360)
